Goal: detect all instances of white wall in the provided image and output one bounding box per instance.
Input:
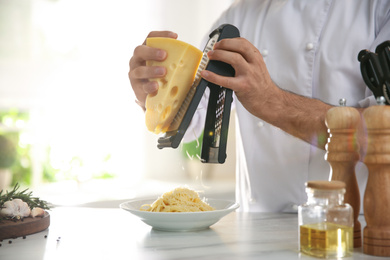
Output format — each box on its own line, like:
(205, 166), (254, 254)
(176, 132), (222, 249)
(0, 0), (235, 186)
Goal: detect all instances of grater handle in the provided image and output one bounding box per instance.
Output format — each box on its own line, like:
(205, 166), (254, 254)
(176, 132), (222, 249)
(200, 24), (239, 163)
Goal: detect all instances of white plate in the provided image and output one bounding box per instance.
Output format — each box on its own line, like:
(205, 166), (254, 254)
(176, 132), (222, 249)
(120, 198), (239, 231)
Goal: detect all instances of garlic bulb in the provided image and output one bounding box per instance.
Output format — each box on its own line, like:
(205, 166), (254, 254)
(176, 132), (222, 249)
(0, 198), (31, 219)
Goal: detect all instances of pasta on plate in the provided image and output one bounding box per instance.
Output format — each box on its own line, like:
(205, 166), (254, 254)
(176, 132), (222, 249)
(140, 187), (215, 212)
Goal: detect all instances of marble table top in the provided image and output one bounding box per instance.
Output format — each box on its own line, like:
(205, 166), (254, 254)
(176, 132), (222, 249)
(0, 207), (383, 260)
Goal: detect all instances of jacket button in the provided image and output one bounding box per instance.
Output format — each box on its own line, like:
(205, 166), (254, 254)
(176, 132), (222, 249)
(306, 42), (314, 50)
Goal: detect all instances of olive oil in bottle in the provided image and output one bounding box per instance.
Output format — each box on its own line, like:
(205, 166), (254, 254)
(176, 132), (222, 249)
(300, 222), (353, 258)
(298, 181), (354, 258)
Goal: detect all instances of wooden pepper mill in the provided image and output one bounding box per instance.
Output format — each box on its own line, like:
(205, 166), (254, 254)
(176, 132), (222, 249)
(325, 98), (361, 248)
(362, 96), (390, 256)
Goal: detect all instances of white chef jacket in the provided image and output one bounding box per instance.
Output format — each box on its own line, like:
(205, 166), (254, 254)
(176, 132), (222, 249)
(183, 0), (390, 212)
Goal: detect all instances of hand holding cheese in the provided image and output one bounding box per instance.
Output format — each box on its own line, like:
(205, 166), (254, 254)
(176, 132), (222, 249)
(128, 31), (178, 111)
(145, 38), (202, 134)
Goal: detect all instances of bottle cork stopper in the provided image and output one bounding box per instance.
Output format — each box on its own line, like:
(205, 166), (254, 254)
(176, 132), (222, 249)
(306, 180), (346, 190)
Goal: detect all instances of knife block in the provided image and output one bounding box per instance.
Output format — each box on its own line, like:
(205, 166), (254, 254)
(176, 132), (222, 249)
(325, 100), (361, 248)
(362, 100), (390, 256)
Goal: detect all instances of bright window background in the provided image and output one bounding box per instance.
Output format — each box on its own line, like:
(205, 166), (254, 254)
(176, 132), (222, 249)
(0, 0), (235, 205)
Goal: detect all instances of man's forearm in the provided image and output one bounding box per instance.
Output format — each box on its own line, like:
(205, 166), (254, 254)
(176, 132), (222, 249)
(254, 87), (333, 149)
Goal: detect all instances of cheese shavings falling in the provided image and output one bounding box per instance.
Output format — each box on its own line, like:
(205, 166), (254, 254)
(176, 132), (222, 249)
(140, 187), (215, 212)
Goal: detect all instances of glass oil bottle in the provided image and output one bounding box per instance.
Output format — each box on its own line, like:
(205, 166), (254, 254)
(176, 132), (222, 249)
(298, 180), (353, 258)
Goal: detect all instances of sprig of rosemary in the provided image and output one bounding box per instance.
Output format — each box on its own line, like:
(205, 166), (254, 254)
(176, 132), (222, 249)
(0, 183), (51, 212)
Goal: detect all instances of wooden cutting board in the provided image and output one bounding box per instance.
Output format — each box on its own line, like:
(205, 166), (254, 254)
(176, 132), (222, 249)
(0, 211), (50, 240)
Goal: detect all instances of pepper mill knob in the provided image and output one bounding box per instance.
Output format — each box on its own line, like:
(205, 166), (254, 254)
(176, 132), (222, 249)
(362, 97), (390, 256)
(339, 98), (347, 106)
(325, 98), (361, 248)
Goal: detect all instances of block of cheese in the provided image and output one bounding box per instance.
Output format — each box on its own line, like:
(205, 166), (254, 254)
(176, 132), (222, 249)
(145, 37), (203, 134)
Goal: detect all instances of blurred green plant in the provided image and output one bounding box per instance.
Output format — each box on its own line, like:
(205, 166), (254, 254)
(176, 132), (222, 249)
(0, 135), (16, 168)
(0, 109), (116, 185)
(182, 133), (203, 160)
(0, 109), (32, 185)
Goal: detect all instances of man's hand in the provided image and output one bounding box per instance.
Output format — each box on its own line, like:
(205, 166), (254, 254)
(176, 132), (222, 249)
(128, 31), (178, 110)
(200, 37), (279, 120)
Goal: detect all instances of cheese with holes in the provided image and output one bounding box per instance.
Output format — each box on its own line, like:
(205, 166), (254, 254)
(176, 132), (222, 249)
(145, 37), (202, 134)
